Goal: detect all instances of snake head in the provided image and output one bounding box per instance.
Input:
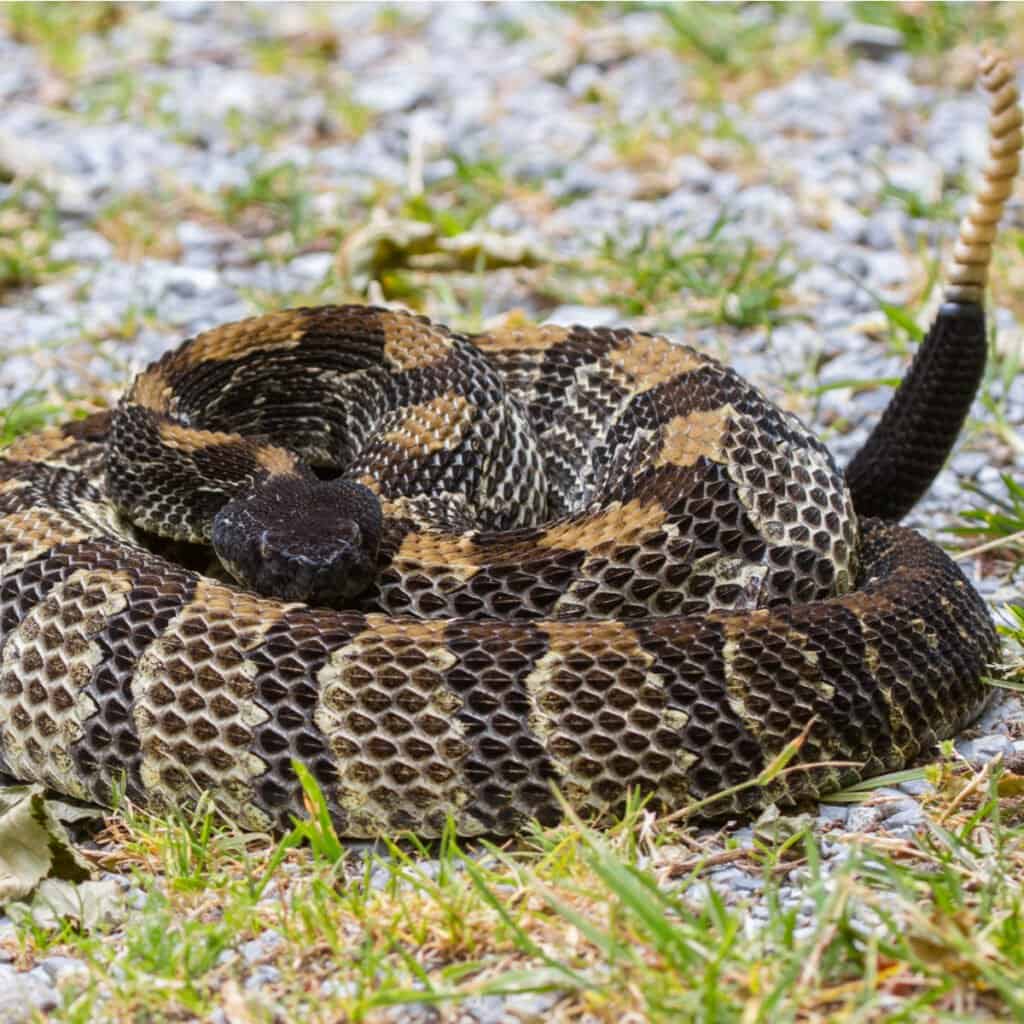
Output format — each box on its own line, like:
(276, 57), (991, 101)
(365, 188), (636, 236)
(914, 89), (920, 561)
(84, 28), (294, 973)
(211, 476), (383, 606)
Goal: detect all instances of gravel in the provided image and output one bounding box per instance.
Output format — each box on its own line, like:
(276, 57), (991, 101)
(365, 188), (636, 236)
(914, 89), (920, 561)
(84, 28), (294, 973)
(240, 929), (283, 965)
(957, 733), (1017, 767)
(0, 965), (58, 1021)
(0, 2), (1021, 1017)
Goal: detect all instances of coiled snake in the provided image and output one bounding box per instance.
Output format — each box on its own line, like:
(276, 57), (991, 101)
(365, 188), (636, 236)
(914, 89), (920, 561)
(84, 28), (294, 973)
(0, 49), (1018, 836)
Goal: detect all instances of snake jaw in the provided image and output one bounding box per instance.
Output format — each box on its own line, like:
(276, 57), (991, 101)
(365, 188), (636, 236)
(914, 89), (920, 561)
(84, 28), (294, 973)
(210, 476), (382, 606)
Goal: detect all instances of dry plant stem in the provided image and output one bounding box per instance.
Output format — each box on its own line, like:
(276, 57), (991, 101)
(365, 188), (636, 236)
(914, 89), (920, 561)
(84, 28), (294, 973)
(937, 756), (999, 825)
(798, 875), (854, 989)
(955, 527), (1024, 561)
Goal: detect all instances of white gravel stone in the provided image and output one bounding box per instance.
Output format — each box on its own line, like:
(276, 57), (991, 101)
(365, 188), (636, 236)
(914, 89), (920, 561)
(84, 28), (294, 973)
(958, 734), (1016, 767)
(884, 806), (926, 831)
(544, 305), (621, 328)
(0, 965), (58, 1021)
(817, 803), (851, 825)
(846, 804), (885, 833)
(837, 22), (905, 61)
(245, 965), (281, 990)
(35, 956), (89, 985)
(240, 929), (283, 965)
(897, 778), (935, 798)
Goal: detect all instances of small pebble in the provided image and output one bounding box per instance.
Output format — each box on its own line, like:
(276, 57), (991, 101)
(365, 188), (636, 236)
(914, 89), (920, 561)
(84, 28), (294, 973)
(846, 805), (885, 833)
(245, 965), (281, 991)
(35, 956), (89, 985)
(869, 788), (923, 822)
(320, 978), (359, 999)
(957, 734), (1016, 768)
(240, 930), (283, 965)
(817, 803), (850, 825)
(897, 778), (935, 798)
(836, 21), (905, 60)
(0, 964), (58, 1022)
(884, 806), (926, 831)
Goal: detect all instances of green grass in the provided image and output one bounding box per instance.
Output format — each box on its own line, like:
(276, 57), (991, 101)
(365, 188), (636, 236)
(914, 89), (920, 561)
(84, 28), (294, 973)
(4, 2), (123, 79)
(16, 764), (1024, 1022)
(854, 1), (1011, 57)
(220, 162), (317, 244)
(877, 176), (962, 225)
(553, 217), (799, 328)
(0, 391), (67, 446)
(960, 475), (1024, 560)
(402, 155), (515, 238)
(656, 2), (845, 102)
(0, 181), (69, 294)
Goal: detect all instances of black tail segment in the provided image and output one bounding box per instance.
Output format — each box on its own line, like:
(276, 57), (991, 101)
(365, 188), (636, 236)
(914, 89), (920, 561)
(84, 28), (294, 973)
(844, 45), (1021, 522)
(845, 302), (986, 521)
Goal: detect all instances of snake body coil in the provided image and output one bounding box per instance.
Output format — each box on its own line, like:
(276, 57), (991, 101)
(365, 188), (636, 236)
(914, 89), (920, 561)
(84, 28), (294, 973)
(0, 50), (1017, 836)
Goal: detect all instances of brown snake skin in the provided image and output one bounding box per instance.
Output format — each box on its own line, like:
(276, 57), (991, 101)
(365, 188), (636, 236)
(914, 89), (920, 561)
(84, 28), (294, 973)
(0, 49), (1018, 837)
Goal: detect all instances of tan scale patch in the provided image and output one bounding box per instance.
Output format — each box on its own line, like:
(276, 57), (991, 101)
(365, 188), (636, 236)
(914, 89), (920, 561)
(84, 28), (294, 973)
(381, 394), (475, 456)
(359, 615), (452, 646)
(388, 498), (670, 593)
(721, 613), (834, 739)
(878, 614), (935, 740)
(390, 530), (480, 585)
(130, 367), (173, 413)
(381, 312), (455, 371)
(655, 406), (732, 469)
(940, 589), (976, 646)
(1, 429), (78, 465)
(537, 498), (667, 552)
(472, 324), (569, 354)
(159, 422), (298, 476)
(314, 616), (475, 837)
(525, 620), (698, 812)
(883, 678), (914, 744)
(159, 421), (239, 453)
(0, 508), (93, 579)
(605, 334), (705, 390)
(255, 445), (300, 476)
(355, 473), (382, 495)
(182, 309), (307, 364)
(0, 478), (28, 499)
(843, 589), (896, 620)
(131, 579), (293, 831)
(0, 569), (133, 799)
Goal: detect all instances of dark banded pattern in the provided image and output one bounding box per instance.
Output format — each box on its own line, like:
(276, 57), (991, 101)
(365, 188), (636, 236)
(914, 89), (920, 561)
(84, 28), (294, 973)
(0, 47), (1014, 836)
(0, 399), (1000, 836)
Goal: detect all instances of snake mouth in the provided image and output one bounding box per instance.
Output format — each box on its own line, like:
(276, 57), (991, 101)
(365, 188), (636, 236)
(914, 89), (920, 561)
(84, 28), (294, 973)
(249, 528), (377, 604)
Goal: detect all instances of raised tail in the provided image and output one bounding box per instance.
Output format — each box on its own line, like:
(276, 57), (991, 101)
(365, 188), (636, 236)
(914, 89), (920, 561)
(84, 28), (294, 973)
(845, 45), (1022, 521)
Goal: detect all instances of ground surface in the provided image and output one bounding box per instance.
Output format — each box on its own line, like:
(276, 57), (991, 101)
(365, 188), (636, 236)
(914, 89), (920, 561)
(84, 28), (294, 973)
(1, 3), (1024, 1022)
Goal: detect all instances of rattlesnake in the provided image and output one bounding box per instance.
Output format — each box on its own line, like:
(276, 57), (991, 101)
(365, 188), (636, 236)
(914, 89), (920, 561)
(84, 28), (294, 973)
(0, 49), (1018, 837)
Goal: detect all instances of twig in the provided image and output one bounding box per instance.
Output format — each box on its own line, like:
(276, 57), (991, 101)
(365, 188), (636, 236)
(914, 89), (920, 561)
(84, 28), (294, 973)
(955, 528), (1024, 561)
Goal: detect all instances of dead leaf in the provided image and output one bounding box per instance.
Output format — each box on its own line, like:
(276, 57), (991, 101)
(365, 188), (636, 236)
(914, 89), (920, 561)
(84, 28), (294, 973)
(0, 785), (92, 904)
(336, 211), (438, 290)
(8, 877), (124, 932)
(753, 804), (815, 847)
(996, 771), (1024, 798)
(336, 211), (549, 291)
